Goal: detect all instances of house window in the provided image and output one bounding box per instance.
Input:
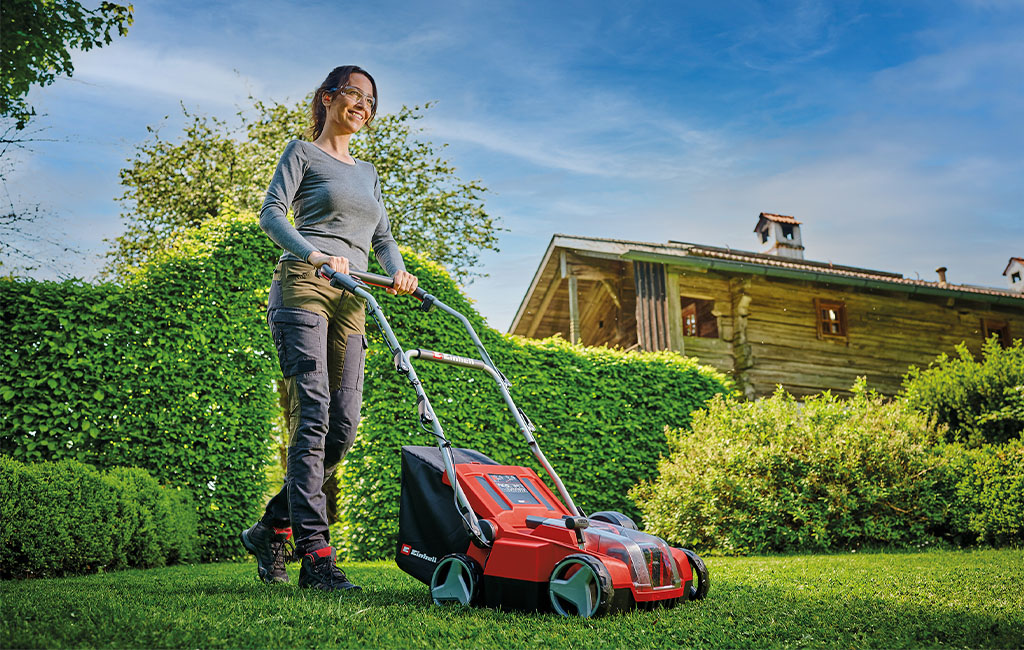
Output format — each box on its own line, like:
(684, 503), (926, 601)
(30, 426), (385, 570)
(1013, 271), (1022, 283)
(781, 224), (795, 240)
(680, 297), (719, 338)
(760, 228), (769, 244)
(982, 319), (1010, 347)
(814, 299), (847, 340)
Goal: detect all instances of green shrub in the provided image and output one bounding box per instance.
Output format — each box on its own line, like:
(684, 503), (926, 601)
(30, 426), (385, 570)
(902, 337), (1024, 446)
(631, 382), (950, 554)
(0, 206), (281, 560)
(941, 440), (1024, 546)
(106, 467), (198, 567)
(0, 457), (197, 578)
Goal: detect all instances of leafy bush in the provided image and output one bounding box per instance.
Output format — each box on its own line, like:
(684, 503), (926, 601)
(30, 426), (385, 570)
(902, 338), (1024, 446)
(106, 467), (198, 566)
(0, 457), (196, 578)
(941, 440), (1024, 546)
(631, 383), (950, 554)
(0, 208), (281, 560)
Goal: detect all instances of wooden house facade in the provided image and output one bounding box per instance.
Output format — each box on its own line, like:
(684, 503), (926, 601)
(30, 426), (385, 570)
(509, 215), (1024, 399)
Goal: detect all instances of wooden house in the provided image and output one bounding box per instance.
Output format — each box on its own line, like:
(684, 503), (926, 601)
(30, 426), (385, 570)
(509, 214), (1024, 398)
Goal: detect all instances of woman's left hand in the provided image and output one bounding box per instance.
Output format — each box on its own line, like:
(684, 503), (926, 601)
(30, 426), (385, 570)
(389, 270), (419, 296)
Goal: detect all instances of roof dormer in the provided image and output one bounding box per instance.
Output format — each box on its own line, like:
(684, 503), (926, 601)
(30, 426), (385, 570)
(754, 213), (805, 260)
(1004, 257), (1024, 293)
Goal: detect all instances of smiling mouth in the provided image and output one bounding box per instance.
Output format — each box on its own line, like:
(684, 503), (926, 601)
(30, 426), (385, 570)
(348, 110), (365, 121)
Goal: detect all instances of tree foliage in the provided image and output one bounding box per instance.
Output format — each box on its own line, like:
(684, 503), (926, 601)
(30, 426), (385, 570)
(109, 99), (500, 282)
(1, 0), (133, 129)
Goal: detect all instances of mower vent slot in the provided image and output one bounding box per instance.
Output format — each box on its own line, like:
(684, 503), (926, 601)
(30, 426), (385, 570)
(475, 476), (511, 511)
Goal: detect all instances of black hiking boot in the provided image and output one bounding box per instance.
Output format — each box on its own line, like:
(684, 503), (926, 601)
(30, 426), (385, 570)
(240, 521), (293, 584)
(298, 547), (362, 592)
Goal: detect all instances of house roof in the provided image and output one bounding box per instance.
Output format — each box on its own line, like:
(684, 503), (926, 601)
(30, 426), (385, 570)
(756, 212), (802, 227)
(510, 233), (1023, 334)
(1004, 257), (1024, 276)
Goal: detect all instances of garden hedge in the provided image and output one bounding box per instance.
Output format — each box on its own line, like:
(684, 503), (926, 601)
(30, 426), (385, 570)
(902, 337), (1024, 446)
(0, 209), (281, 560)
(0, 457), (197, 578)
(1, 203), (733, 561)
(631, 383), (954, 554)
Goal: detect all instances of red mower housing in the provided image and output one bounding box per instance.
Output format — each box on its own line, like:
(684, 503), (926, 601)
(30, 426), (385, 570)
(395, 446), (704, 617)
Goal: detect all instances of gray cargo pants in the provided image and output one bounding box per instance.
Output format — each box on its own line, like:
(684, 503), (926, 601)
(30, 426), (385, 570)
(261, 260), (367, 554)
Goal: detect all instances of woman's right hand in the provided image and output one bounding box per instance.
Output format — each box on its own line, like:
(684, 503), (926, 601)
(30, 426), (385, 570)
(308, 251), (349, 275)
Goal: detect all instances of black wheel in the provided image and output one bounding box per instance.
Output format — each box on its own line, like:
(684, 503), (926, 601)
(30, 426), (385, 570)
(430, 553), (483, 606)
(680, 548), (709, 601)
(589, 511), (639, 531)
(548, 553), (614, 618)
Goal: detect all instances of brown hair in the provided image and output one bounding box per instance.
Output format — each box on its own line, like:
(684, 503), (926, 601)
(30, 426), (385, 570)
(307, 65), (378, 140)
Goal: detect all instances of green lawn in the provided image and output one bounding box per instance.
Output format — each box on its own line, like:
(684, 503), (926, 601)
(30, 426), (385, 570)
(2, 549), (1021, 649)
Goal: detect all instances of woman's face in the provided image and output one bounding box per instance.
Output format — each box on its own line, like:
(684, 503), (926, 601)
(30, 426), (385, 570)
(324, 72), (375, 135)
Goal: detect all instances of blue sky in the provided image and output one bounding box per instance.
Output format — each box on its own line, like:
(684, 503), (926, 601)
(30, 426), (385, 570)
(7, 0), (1023, 329)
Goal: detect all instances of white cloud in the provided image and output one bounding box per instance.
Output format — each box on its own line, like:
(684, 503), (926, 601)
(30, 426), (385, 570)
(69, 41), (267, 108)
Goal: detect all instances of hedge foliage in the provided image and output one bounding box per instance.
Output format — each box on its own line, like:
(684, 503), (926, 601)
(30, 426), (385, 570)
(631, 383), (954, 554)
(633, 375), (1024, 554)
(0, 457), (197, 578)
(942, 439), (1024, 546)
(902, 337), (1024, 446)
(2, 203), (733, 561)
(0, 207), (281, 559)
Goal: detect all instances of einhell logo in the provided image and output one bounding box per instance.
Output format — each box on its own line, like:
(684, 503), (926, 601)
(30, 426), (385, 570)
(399, 543), (436, 563)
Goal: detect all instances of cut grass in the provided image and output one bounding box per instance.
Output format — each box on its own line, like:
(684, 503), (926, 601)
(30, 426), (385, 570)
(2, 549), (1021, 649)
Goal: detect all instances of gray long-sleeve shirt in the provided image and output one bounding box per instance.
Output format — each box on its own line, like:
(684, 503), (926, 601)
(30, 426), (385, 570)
(259, 140), (406, 275)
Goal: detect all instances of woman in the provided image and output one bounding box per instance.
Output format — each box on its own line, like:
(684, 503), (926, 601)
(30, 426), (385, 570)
(241, 65), (418, 592)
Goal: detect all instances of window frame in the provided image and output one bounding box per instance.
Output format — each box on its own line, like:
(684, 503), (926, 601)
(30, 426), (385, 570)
(814, 298), (848, 341)
(982, 319), (1011, 348)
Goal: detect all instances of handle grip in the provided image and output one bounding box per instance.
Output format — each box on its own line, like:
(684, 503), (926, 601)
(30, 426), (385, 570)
(349, 270), (428, 301)
(316, 266), (434, 310)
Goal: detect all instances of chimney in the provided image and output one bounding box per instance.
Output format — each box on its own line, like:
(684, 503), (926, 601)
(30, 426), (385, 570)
(935, 266), (948, 286)
(754, 213), (805, 260)
(1004, 257), (1024, 293)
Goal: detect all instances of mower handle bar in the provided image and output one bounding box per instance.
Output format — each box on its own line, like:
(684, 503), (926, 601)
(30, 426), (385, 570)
(316, 265), (434, 308)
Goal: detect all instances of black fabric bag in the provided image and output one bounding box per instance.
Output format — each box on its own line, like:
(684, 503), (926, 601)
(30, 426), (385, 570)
(395, 445), (498, 585)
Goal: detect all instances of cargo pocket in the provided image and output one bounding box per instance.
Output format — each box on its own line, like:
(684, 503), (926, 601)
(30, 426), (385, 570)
(270, 308), (324, 377)
(339, 334), (368, 392)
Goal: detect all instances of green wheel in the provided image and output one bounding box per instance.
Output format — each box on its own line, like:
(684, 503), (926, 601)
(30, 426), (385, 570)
(430, 553), (482, 606)
(548, 554), (614, 618)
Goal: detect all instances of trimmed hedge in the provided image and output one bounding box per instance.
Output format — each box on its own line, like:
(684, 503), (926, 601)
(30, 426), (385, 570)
(902, 337), (1024, 446)
(631, 383), (952, 554)
(1, 203), (733, 561)
(0, 457), (197, 578)
(0, 209), (281, 560)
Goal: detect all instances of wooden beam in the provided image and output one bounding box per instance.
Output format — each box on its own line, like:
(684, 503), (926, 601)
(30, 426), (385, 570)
(527, 275), (563, 338)
(568, 275), (580, 344)
(599, 280), (621, 309)
(665, 270), (684, 354)
(560, 250), (568, 279)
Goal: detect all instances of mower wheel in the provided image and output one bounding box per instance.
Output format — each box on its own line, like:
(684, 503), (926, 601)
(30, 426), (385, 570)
(680, 548), (709, 601)
(430, 553), (483, 606)
(589, 511), (639, 531)
(548, 553), (614, 618)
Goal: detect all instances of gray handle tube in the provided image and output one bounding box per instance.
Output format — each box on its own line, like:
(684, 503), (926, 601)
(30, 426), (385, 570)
(408, 348), (582, 517)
